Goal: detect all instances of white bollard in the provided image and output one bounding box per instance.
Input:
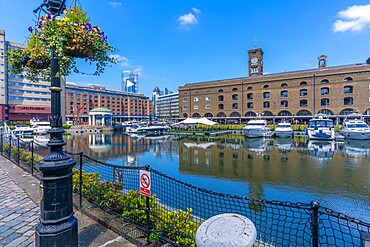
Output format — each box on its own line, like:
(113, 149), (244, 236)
(196, 213), (257, 247)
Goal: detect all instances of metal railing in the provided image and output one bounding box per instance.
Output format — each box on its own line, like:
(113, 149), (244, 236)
(0, 130), (369, 247)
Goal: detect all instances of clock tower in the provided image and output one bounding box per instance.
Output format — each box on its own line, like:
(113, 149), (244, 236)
(248, 47), (264, 76)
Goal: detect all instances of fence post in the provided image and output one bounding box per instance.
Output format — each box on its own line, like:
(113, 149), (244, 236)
(31, 141), (34, 176)
(79, 152), (83, 210)
(310, 201), (320, 247)
(9, 134), (12, 160)
(145, 164), (151, 246)
(17, 138), (20, 165)
(0, 130), (3, 155)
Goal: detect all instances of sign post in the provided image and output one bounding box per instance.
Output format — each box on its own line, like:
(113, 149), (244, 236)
(140, 170), (151, 197)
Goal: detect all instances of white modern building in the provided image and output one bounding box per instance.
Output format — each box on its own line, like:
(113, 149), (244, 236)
(121, 70), (138, 93)
(156, 92), (179, 120)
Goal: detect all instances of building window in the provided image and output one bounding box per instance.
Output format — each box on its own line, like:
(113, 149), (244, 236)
(300, 81), (307, 86)
(247, 93), (253, 100)
(206, 90), (211, 94)
(203, 104), (210, 110)
(205, 96), (211, 101)
(232, 94), (238, 100)
(281, 101), (288, 108)
(321, 79), (329, 84)
(183, 106), (188, 110)
(232, 103), (238, 109)
(194, 105), (198, 110)
(219, 104), (224, 109)
(194, 91), (199, 95)
(182, 92), (188, 96)
(321, 98), (329, 106)
(247, 102), (253, 109)
(263, 85), (270, 89)
(263, 92), (270, 99)
(218, 95), (224, 101)
(251, 67), (258, 73)
(219, 89), (224, 93)
(344, 77), (353, 82)
(300, 89), (308, 97)
(281, 83), (288, 88)
(344, 97), (353, 105)
(263, 101), (270, 108)
(321, 87), (329, 96)
(183, 98), (188, 102)
(247, 86), (253, 90)
(232, 87), (238, 91)
(193, 97), (198, 102)
(281, 90), (288, 98)
(300, 99), (308, 107)
(344, 86), (353, 94)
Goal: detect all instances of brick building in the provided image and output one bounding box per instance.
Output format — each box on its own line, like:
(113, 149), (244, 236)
(178, 47), (370, 122)
(66, 83), (152, 124)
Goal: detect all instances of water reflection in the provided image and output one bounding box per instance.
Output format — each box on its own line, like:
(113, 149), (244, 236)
(48, 133), (370, 220)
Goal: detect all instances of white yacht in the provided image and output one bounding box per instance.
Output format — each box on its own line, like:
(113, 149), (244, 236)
(307, 114), (335, 140)
(12, 124), (34, 137)
(30, 121), (51, 135)
(274, 122), (294, 138)
(242, 119), (271, 138)
(340, 114), (370, 140)
(307, 140), (335, 160)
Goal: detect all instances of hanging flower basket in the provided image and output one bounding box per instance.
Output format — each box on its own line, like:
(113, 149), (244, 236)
(6, 1), (117, 81)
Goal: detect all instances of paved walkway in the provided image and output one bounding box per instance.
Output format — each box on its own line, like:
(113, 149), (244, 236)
(0, 166), (38, 246)
(0, 155), (136, 247)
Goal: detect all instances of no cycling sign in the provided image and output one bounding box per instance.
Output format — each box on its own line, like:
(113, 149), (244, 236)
(140, 170), (151, 197)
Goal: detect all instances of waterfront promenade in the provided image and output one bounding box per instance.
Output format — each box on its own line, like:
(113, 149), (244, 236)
(0, 156), (135, 247)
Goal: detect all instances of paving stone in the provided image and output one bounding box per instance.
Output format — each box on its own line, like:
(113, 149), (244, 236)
(0, 232), (20, 245)
(16, 225), (33, 234)
(5, 236), (28, 247)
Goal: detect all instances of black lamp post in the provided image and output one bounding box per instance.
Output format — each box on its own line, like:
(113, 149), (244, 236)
(35, 0), (78, 246)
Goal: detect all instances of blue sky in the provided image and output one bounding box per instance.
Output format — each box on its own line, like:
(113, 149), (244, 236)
(1, 1), (370, 97)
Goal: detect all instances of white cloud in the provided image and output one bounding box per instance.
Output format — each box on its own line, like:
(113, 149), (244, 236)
(333, 4), (370, 32)
(134, 66), (143, 76)
(177, 13), (198, 29)
(192, 7), (201, 15)
(108, 2), (122, 8)
(110, 54), (130, 67)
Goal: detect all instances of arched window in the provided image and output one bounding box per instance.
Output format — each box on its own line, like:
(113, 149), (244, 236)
(244, 111), (256, 117)
(230, 112), (241, 117)
(218, 89), (224, 93)
(204, 113), (213, 118)
(263, 85), (270, 89)
(344, 86), (353, 94)
(192, 113), (201, 118)
(247, 86), (253, 90)
(232, 87), (238, 91)
(321, 87), (329, 96)
(281, 83), (288, 88)
(321, 79), (329, 84)
(344, 97), (353, 105)
(194, 91), (199, 95)
(300, 81), (307, 86)
(262, 111), (273, 116)
(247, 102), (253, 109)
(318, 109), (333, 115)
(300, 99), (308, 107)
(263, 101), (270, 108)
(281, 90), (288, 98)
(278, 111), (292, 116)
(321, 98), (329, 106)
(281, 100), (288, 108)
(344, 77), (353, 82)
(297, 110), (311, 116)
(206, 90), (211, 94)
(183, 92), (188, 96)
(340, 108), (355, 115)
(300, 89), (308, 97)
(263, 92), (270, 99)
(217, 112), (226, 117)
(182, 113), (188, 118)
(247, 93), (253, 99)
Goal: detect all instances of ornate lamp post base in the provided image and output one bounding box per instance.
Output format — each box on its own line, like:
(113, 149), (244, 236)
(36, 216), (78, 246)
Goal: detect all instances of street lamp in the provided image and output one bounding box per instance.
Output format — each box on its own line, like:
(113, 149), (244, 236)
(35, 0), (78, 246)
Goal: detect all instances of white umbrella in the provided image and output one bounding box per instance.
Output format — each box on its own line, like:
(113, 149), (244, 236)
(173, 117), (217, 126)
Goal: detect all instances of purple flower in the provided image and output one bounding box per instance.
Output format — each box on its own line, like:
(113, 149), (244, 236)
(42, 38), (47, 43)
(28, 27), (33, 33)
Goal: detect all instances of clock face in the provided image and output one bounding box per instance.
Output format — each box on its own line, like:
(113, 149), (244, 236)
(251, 57), (258, 64)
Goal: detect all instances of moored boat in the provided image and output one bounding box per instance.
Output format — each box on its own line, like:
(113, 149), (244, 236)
(340, 113), (370, 140)
(30, 120), (51, 135)
(12, 124), (34, 137)
(242, 119), (271, 138)
(274, 122), (294, 138)
(307, 114), (335, 140)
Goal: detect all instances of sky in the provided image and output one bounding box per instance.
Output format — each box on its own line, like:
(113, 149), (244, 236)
(1, 0), (370, 97)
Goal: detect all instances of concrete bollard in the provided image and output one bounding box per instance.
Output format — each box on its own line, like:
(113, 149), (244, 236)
(196, 213), (257, 247)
